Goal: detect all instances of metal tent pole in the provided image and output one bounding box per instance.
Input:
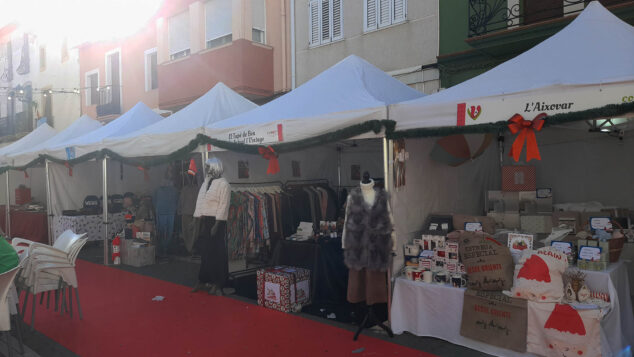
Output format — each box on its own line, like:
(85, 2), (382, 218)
(45, 160), (53, 245)
(383, 137), (393, 324)
(102, 157), (109, 265)
(5, 172), (10, 238)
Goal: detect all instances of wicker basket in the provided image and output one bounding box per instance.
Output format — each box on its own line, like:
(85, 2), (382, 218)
(609, 235), (625, 262)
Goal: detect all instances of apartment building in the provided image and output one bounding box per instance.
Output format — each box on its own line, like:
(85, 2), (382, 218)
(293, 0), (440, 94)
(0, 24), (80, 140)
(79, 0), (292, 122)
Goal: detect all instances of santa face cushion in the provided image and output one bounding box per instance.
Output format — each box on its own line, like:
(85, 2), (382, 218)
(511, 247), (568, 302)
(457, 231), (514, 291)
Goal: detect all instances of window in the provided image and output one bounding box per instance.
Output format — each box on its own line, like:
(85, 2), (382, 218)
(39, 46), (46, 71)
(169, 11), (191, 60)
(252, 0), (266, 44)
(309, 0), (343, 47)
(205, 0), (232, 49)
(364, 0), (406, 32)
(145, 48), (158, 91)
(85, 70), (99, 106)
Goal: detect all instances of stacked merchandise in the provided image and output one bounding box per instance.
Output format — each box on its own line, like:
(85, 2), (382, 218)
(285, 183), (339, 236)
(256, 265), (311, 313)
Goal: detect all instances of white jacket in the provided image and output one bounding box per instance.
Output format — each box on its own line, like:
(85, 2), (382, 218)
(193, 177), (230, 220)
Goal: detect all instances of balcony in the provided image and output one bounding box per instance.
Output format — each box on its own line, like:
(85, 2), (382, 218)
(96, 85), (122, 118)
(158, 39), (274, 110)
(465, 0), (634, 56)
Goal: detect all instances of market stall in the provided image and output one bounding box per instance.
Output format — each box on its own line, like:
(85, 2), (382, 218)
(0, 123), (57, 239)
(386, 3), (634, 356)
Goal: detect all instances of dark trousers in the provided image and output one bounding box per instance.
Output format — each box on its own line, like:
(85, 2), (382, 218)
(198, 216), (228, 287)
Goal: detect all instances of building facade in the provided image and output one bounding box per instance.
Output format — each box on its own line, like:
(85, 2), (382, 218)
(293, 0), (440, 94)
(79, 0), (292, 122)
(438, 0), (634, 88)
(0, 25), (81, 141)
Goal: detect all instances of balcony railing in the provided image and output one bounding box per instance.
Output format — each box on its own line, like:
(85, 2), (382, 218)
(96, 85), (121, 117)
(468, 0), (629, 37)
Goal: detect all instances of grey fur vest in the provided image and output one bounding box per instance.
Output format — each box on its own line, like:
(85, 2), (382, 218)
(344, 188), (393, 271)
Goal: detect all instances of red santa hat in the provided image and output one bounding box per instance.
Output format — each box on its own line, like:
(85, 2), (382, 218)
(544, 304), (586, 336)
(517, 254), (551, 283)
(187, 158), (198, 176)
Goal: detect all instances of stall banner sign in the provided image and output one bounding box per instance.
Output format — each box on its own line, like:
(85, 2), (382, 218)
(226, 123), (283, 145)
(527, 302), (601, 357)
(65, 147), (76, 160)
(460, 289), (528, 352)
(257, 266), (310, 313)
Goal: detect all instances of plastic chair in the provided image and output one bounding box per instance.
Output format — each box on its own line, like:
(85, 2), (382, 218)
(12, 229), (79, 262)
(0, 267), (20, 357)
(23, 237), (88, 328)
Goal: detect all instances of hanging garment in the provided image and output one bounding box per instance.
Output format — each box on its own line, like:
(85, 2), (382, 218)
(178, 184), (200, 253)
(197, 216), (228, 288)
(193, 177), (230, 220)
(347, 268), (388, 305)
(343, 188), (393, 271)
(154, 185), (179, 255)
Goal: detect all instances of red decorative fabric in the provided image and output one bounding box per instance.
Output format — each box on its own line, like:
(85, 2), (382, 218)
(544, 304), (587, 336)
(137, 166), (150, 181)
(258, 146), (280, 175)
(64, 162), (73, 176)
(507, 113), (547, 162)
(517, 255), (551, 283)
(187, 158), (198, 176)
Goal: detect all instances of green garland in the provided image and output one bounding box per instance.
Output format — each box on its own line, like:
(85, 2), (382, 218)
(0, 101), (631, 174)
(0, 120), (395, 174)
(388, 102), (634, 139)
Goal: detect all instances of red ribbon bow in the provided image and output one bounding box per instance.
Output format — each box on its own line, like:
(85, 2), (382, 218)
(507, 113), (547, 162)
(64, 162), (73, 176)
(258, 146), (280, 175)
(137, 166), (150, 181)
(22, 170), (28, 179)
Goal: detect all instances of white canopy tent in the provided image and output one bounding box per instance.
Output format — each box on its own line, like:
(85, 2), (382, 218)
(101, 82), (258, 158)
(44, 102), (164, 161)
(384, 3), (634, 355)
(206, 55), (423, 145)
(8, 115), (103, 167)
(390, 1), (634, 131)
(0, 124), (57, 165)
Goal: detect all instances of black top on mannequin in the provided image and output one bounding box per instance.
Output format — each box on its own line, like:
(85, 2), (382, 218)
(361, 171), (371, 184)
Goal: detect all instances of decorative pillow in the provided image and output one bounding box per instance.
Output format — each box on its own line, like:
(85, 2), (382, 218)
(452, 214), (496, 234)
(457, 231), (514, 291)
(511, 247), (568, 302)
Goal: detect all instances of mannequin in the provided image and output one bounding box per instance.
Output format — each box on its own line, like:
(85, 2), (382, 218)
(192, 157), (231, 295)
(342, 171), (394, 340)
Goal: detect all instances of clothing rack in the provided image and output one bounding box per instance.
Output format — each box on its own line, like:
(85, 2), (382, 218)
(230, 181), (284, 193)
(284, 179), (329, 189)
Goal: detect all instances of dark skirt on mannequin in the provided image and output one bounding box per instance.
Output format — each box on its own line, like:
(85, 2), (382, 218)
(197, 216), (228, 288)
(347, 268), (388, 305)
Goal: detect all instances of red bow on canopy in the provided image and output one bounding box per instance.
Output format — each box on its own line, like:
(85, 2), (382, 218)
(137, 166), (150, 181)
(22, 170), (28, 179)
(258, 146), (280, 175)
(507, 113), (547, 162)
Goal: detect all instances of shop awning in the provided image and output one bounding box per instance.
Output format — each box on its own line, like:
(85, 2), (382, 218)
(100, 82), (258, 158)
(8, 115), (102, 167)
(205, 55), (423, 147)
(390, 1), (634, 135)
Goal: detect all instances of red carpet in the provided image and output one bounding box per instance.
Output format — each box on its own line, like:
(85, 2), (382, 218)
(22, 260), (435, 357)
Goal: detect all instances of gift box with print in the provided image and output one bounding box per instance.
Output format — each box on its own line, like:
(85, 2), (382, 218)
(257, 266), (311, 313)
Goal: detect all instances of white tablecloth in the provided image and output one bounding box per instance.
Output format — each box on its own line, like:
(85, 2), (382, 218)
(52, 213), (126, 242)
(391, 261), (634, 357)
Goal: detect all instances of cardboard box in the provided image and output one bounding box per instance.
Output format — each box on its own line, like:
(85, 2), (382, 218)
(502, 166), (536, 192)
(488, 212), (521, 229)
(552, 211), (582, 233)
(520, 214), (553, 234)
(121, 239), (155, 267)
(257, 266), (310, 313)
(486, 191), (520, 212)
(518, 190), (553, 213)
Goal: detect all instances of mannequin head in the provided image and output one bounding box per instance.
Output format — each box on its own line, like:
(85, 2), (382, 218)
(205, 157), (224, 179)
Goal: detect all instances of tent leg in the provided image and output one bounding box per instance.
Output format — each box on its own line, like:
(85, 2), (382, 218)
(45, 160), (53, 245)
(5, 172), (10, 239)
(383, 137), (393, 325)
(102, 157), (109, 265)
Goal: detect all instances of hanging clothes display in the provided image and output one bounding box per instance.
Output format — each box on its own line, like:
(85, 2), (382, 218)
(178, 182), (200, 253)
(154, 183), (179, 256)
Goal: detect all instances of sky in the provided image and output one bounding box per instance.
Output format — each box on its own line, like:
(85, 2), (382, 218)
(0, 0), (163, 45)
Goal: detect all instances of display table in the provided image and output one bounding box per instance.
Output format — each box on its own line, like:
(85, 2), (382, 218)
(52, 213), (126, 242)
(0, 206), (48, 243)
(271, 238), (349, 305)
(391, 261), (634, 357)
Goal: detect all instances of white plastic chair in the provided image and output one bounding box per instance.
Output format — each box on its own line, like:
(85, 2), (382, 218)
(12, 229), (79, 262)
(23, 237), (88, 328)
(0, 267), (20, 357)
